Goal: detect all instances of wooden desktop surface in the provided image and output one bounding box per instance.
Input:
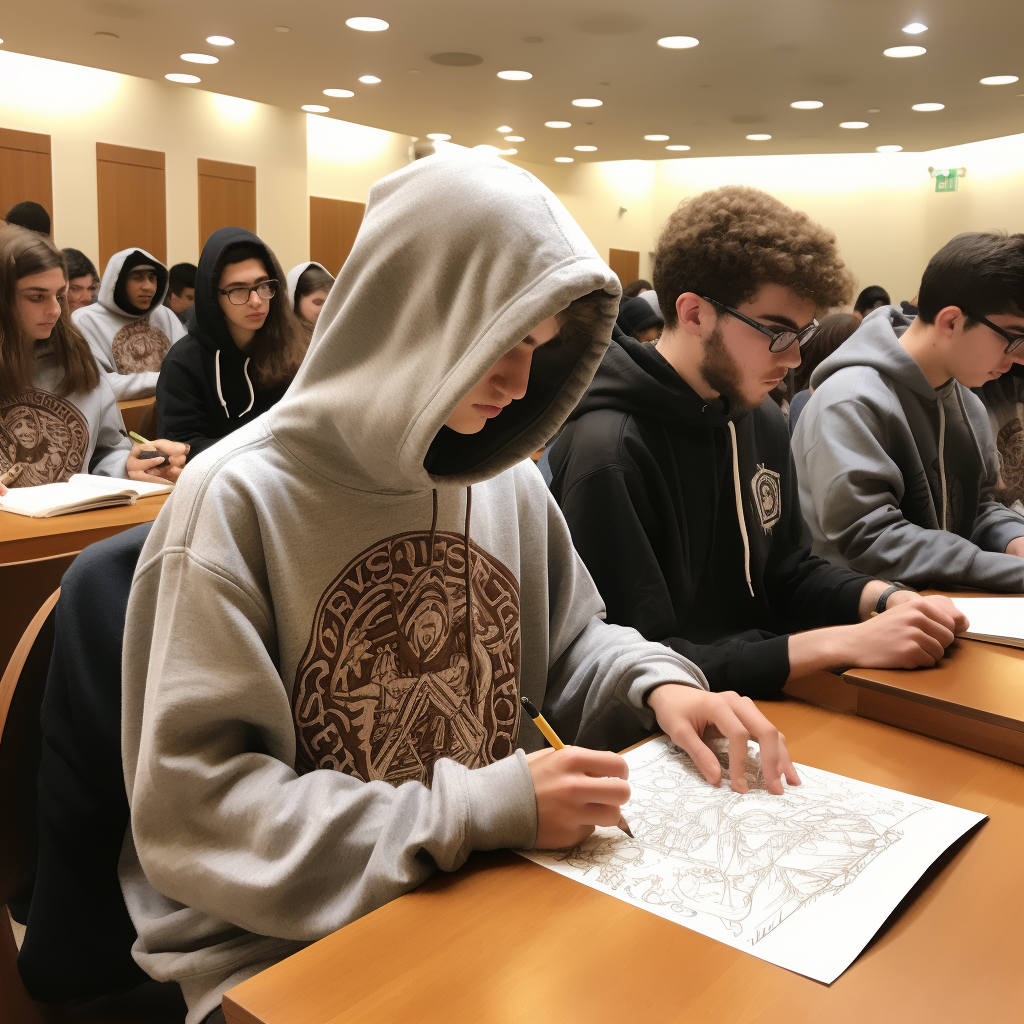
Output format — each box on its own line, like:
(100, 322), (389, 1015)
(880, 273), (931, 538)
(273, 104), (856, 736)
(223, 700), (1023, 1024)
(0, 494), (169, 564)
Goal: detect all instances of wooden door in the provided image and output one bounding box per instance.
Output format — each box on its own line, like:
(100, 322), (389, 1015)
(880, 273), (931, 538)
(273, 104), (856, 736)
(309, 196), (365, 276)
(198, 159), (256, 251)
(96, 143), (166, 271)
(0, 129), (53, 234)
(608, 248), (640, 288)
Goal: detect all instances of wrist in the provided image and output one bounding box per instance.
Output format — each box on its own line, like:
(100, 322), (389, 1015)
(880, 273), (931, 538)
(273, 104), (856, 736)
(787, 626), (855, 678)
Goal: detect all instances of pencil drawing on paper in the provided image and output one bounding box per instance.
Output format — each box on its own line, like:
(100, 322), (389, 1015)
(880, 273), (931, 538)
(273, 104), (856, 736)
(551, 740), (930, 947)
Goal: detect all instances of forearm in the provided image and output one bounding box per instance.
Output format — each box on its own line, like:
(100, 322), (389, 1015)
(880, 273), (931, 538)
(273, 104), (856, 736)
(787, 626), (856, 679)
(856, 579), (894, 620)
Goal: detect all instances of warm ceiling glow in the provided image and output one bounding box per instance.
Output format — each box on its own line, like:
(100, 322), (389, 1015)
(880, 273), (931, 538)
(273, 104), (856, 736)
(206, 36), (234, 46)
(426, 133), (451, 140)
(791, 100), (823, 109)
(980, 75), (1019, 85)
(666, 144), (691, 150)
(912, 102), (945, 111)
(574, 145), (597, 151)
(555, 156), (574, 162)
(324, 89), (354, 98)
(165, 73), (201, 83)
(902, 23), (927, 33)
(876, 145), (903, 152)
(181, 53), (218, 64)
(346, 17), (389, 31)
(644, 134), (669, 141)
(497, 70), (532, 80)
(474, 144), (499, 153)
(884, 45), (926, 57)
(657, 36), (699, 49)
(359, 75), (381, 84)
(746, 134), (772, 140)
(302, 104), (330, 113)
(839, 121), (869, 128)
(505, 135), (524, 141)
(545, 120), (571, 128)
(496, 125), (513, 133)
(572, 98), (602, 107)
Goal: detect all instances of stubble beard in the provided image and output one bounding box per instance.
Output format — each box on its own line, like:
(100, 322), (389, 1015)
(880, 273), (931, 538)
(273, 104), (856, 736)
(699, 325), (756, 411)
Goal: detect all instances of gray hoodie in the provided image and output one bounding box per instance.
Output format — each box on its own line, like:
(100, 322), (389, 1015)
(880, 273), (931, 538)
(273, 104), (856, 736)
(120, 153), (708, 1023)
(791, 306), (1024, 590)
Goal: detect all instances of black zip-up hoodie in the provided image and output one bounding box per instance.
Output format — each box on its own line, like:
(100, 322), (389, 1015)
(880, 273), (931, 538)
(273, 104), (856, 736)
(156, 227), (292, 456)
(549, 333), (871, 696)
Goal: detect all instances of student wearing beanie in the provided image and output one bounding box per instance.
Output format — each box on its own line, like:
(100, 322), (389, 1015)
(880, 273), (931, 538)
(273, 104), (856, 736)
(616, 295), (664, 343)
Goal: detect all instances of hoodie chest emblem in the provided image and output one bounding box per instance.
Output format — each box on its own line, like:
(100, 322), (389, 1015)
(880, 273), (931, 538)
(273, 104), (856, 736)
(293, 529), (521, 787)
(111, 318), (171, 375)
(996, 414), (1024, 508)
(750, 464), (782, 532)
(0, 389), (89, 486)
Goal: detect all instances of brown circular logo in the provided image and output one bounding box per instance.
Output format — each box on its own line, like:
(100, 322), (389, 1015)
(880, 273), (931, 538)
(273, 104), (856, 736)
(293, 530), (521, 786)
(111, 317), (171, 374)
(0, 389), (89, 486)
(997, 415), (1024, 506)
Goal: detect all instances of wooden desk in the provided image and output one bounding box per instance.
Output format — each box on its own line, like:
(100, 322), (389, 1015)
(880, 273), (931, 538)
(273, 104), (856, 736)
(0, 495), (168, 564)
(116, 396), (156, 435)
(223, 700), (1023, 1024)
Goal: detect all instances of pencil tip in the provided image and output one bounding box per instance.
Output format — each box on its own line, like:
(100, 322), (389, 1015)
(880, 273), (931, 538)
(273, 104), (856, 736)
(618, 818), (634, 838)
(520, 695), (540, 719)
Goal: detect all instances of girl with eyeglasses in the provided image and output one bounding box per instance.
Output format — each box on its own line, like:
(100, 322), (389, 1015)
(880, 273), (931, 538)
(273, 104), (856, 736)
(156, 228), (309, 458)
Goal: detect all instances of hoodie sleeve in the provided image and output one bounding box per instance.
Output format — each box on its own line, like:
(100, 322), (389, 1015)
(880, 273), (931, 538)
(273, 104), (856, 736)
(72, 306), (159, 402)
(156, 343), (222, 456)
(86, 378), (132, 477)
(795, 391), (1024, 592)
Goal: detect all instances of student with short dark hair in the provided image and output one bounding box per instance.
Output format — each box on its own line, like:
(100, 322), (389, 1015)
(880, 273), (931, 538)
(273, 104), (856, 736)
(157, 229), (310, 456)
(72, 249), (186, 400)
(286, 261), (335, 335)
(4, 200), (51, 235)
(622, 278), (653, 298)
(0, 227), (186, 492)
(165, 262), (197, 323)
(788, 311), (860, 434)
(853, 284), (890, 319)
(793, 231), (1024, 590)
(550, 186), (966, 698)
(62, 248), (99, 312)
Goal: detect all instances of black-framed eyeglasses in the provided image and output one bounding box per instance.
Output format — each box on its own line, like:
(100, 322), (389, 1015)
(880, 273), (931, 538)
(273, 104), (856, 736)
(701, 296), (818, 353)
(965, 311), (1024, 355)
(219, 280), (278, 305)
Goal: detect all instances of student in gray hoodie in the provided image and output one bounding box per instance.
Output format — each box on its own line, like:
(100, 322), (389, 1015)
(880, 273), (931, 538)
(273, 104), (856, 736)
(121, 153), (799, 1024)
(792, 231), (1024, 591)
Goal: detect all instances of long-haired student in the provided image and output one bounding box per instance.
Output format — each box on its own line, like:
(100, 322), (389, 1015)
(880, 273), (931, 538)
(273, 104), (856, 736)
(0, 226), (186, 493)
(286, 260), (335, 337)
(156, 228), (309, 457)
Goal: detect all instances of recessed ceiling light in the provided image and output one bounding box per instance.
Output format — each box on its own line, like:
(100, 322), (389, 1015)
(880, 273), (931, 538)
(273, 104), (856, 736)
(359, 75), (381, 84)
(555, 157), (574, 162)
(657, 36), (699, 49)
(840, 121), (869, 128)
(323, 89), (354, 98)
(497, 70), (532, 80)
(302, 104), (331, 113)
(644, 134), (670, 141)
(912, 102), (945, 111)
(876, 145), (903, 152)
(867, 107), (881, 113)
(505, 135), (525, 142)
(884, 45), (926, 57)
(746, 134), (772, 141)
(666, 144), (691, 150)
(426, 133), (451, 140)
(545, 121), (571, 128)
(181, 52), (218, 64)
(497, 125), (513, 133)
(791, 100), (823, 109)
(902, 22), (927, 33)
(273, 26), (289, 33)
(980, 75), (1019, 85)
(94, 31), (118, 38)
(572, 98), (602, 107)
(345, 17), (389, 31)
(206, 36), (234, 46)
(165, 73), (201, 83)
(498, 148), (518, 155)
(574, 145), (597, 151)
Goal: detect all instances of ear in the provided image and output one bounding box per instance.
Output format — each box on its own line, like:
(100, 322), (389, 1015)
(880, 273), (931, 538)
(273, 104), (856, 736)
(675, 291), (708, 338)
(934, 305), (962, 334)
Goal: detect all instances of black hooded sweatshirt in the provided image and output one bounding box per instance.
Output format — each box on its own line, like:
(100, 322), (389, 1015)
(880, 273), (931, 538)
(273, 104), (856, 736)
(156, 227), (292, 456)
(549, 334), (871, 696)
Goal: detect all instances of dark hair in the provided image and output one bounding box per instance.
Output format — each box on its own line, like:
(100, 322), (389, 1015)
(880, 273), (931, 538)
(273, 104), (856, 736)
(917, 232), (1024, 327)
(216, 242), (309, 389)
(293, 264), (335, 316)
(616, 296), (663, 340)
(622, 278), (653, 298)
(654, 186), (854, 329)
(0, 227), (99, 401)
(169, 262), (197, 295)
(4, 201), (51, 236)
(62, 248), (98, 283)
(854, 285), (890, 315)
(794, 312), (860, 392)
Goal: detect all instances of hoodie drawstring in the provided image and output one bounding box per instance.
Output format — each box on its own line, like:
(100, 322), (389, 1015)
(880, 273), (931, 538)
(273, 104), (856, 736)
(214, 350), (256, 420)
(727, 420), (755, 598)
(937, 399), (948, 531)
(214, 349), (229, 419)
(240, 358), (255, 417)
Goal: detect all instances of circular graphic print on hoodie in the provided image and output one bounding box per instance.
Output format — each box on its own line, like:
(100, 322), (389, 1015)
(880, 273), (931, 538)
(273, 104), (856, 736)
(293, 529), (521, 786)
(0, 390), (89, 486)
(111, 317), (172, 375)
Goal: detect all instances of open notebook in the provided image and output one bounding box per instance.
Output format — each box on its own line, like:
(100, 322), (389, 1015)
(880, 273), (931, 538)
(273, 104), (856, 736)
(950, 597), (1024, 650)
(0, 474), (172, 518)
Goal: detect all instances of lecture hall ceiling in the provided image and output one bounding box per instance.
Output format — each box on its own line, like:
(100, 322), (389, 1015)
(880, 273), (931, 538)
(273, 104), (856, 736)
(2, 0), (1023, 163)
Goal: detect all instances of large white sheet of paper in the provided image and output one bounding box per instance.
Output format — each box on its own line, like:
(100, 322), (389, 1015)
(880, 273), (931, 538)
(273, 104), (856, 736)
(517, 736), (985, 983)
(951, 596), (1024, 649)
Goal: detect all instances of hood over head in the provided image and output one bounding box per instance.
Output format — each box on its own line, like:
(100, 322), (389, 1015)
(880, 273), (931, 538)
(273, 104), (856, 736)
(286, 262), (330, 309)
(270, 152), (620, 493)
(98, 248), (169, 317)
(616, 296), (664, 339)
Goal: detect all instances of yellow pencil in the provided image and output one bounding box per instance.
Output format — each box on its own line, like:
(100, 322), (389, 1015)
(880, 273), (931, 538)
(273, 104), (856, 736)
(128, 430), (150, 445)
(520, 696), (634, 838)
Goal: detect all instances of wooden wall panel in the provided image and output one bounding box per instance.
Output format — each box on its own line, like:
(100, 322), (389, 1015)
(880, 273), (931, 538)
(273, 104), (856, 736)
(608, 248), (640, 289)
(310, 196), (365, 276)
(0, 128), (53, 234)
(96, 142), (166, 271)
(198, 159), (256, 250)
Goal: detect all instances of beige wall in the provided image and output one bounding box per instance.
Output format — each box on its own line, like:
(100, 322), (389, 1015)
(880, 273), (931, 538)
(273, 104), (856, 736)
(306, 114), (412, 205)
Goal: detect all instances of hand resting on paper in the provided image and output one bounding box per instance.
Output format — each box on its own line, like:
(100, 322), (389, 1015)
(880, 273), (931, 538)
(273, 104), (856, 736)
(127, 439), (189, 485)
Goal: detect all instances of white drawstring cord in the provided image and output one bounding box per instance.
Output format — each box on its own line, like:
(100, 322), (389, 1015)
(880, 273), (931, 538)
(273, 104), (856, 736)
(214, 349), (229, 419)
(937, 399), (948, 531)
(727, 420), (755, 598)
(239, 357), (255, 417)
(214, 350), (255, 419)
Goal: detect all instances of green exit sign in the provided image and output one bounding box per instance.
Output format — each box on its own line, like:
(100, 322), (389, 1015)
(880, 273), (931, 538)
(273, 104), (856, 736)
(935, 168), (959, 192)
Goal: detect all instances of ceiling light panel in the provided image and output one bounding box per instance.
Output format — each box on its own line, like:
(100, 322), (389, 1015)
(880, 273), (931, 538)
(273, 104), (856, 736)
(505, 135), (524, 141)
(345, 17), (389, 31)
(323, 89), (354, 98)
(884, 45), (926, 57)
(574, 145), (597, 151)
(912, 102), (945, 111)
(839, 121), (869, 128)
(902, 23), (927, 33)
(302, 104), (330, 112)
(497, 70), (532, 80)
(666, 144), (691, 150)
(555, 156), (574, 162)
(181, 53), (218, 64)
(206, 36), (234, 46)
(980, 75), (1019, 85)
(791, 100), (823, 109)
(657, 36), (699, 48)
(545, 121), (571, 128)
(496, 125), (513, 133)
(876, 145), (903, 152)
(358, 75), (381, 84)
(165, 73), (200, 83)
(746, 133), (771, 140)
(572, 98), (602, 107)
(644, 134), (669, 141)
(426, 133), (451, 140)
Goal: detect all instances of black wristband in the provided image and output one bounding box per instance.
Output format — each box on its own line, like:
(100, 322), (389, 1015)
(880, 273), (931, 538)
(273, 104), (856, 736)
(874, 584), (902, 615)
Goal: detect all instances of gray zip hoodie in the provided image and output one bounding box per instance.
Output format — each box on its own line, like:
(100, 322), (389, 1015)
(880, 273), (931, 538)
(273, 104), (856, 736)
(791, 306), (1024, 590)
(120, 152), (708, 1023)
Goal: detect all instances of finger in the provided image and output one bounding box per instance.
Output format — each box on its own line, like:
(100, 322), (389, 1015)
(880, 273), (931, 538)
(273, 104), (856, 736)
(707, 698), (751, 793)
(911, 630), (945, 664)
(671, 720), (724, 787)
(568, 775), (631, 808)
(726, 698), (797, 795)
(128, 468), (174, 485)
(910, 611), (955, 648)
(583, 802), (633, 828)
(563, 746), (630, 780)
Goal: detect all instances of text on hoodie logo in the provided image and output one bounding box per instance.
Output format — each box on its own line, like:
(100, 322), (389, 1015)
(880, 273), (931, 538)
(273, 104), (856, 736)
(751, 464), (782, 532)
(0, 389), (89, 487)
